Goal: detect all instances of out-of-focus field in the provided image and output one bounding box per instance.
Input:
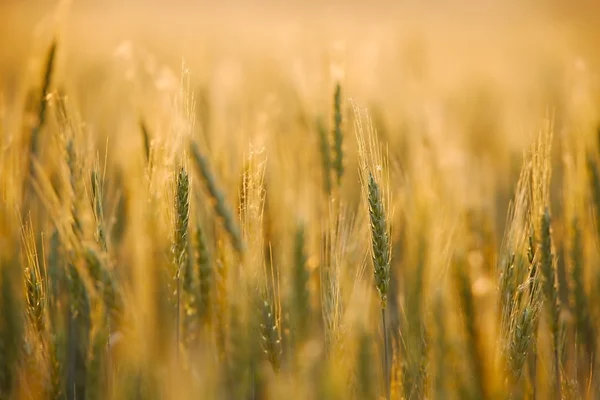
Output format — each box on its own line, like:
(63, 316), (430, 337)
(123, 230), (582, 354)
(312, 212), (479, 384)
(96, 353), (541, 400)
(2, 1), (600, 174)
(3, 1), (600, 399)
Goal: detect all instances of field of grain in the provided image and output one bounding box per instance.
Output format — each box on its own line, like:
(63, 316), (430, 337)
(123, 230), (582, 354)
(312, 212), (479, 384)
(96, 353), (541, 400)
(2, 1), (600, 399)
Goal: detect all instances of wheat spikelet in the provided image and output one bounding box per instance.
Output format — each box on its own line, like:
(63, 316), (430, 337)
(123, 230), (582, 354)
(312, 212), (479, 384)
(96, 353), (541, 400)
(140, 118), (152, 165)
(83, 245), (121, 318)
(90, 167), (107, 252)
(563, 134), (596, 391)
(20, 218), (46, 335)
(194, 222), (212, 325)
(173, 167), (191, 290)
(317, 117), (332, 196)
(367, 173), (391, 307)
(319, 207), (347, 355)
(190, 141), (244, 254)
(214, 238), (230, 360)
(172, 166), (190, 357)
(66, 139), (83, 242)
(540, 207), (562, 397)
(332, 83), (344, 186)
(85, 301), (109, 400)
(507, 283), (541, 392)
(24, 39), (57, 204)
(291, 225), (311, 343)
(260, 296), (282, 373)
(569, 218), (594, 348)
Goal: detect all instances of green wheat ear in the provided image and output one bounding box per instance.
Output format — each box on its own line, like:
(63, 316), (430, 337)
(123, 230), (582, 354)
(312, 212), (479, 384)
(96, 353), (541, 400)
(260, 297), (282, 373)
(367, 172), (392, 400)
(140, 118), (151, 164)
(332, 83), (344, 186)
(91, 168), (107, 251)
(569, 217), (595, 360)
(214, 239), (230, 360)
(291, 225), (310, 342)
(173, 167), (190, 278)
(26, 39), (57, 184)
(367, 172), (390, 307)
(190, 141), (245, 254)
(85, 303), (109, 400)
(507, 281), (541, 392)
(22, 222), (45, 336)
(194, 222), (212, 325)
(317, 117), (332, 196)
(174, 167), (191, 289)
(172, 166), (190, 355)
(355, 106), (392, 399)
(539, 207), (562, 396)
(83, 245), (121, 317)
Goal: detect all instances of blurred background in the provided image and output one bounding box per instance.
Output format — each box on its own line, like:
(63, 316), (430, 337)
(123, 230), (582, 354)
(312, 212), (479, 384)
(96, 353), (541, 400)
(2, 1), (600, 207)
(3, 0), (600, 225)
(2, 0), (600, 134)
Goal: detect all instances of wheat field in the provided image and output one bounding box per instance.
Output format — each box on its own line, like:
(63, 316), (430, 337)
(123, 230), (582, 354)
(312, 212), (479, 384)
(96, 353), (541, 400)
(2, 1), (600, 399)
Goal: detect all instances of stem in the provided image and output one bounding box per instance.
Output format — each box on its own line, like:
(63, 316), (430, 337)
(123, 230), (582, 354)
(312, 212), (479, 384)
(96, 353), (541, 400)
(554, 340), (561, 399)
(67, 308), (77, 400)
(176, 273), (181, 363)
(106, 317), (112, 395)
(382, 307), (390, 400)
(529, 330), (538, 400)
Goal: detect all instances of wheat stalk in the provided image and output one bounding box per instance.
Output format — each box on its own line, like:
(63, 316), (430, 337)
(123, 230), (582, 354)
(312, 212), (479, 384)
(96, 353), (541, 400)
(355, 104), (392, 399)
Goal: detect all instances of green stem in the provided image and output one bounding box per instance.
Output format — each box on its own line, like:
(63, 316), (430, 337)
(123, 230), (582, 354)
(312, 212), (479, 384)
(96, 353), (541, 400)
(382, 307), (390, 400)
(176, 273), (181, 364)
